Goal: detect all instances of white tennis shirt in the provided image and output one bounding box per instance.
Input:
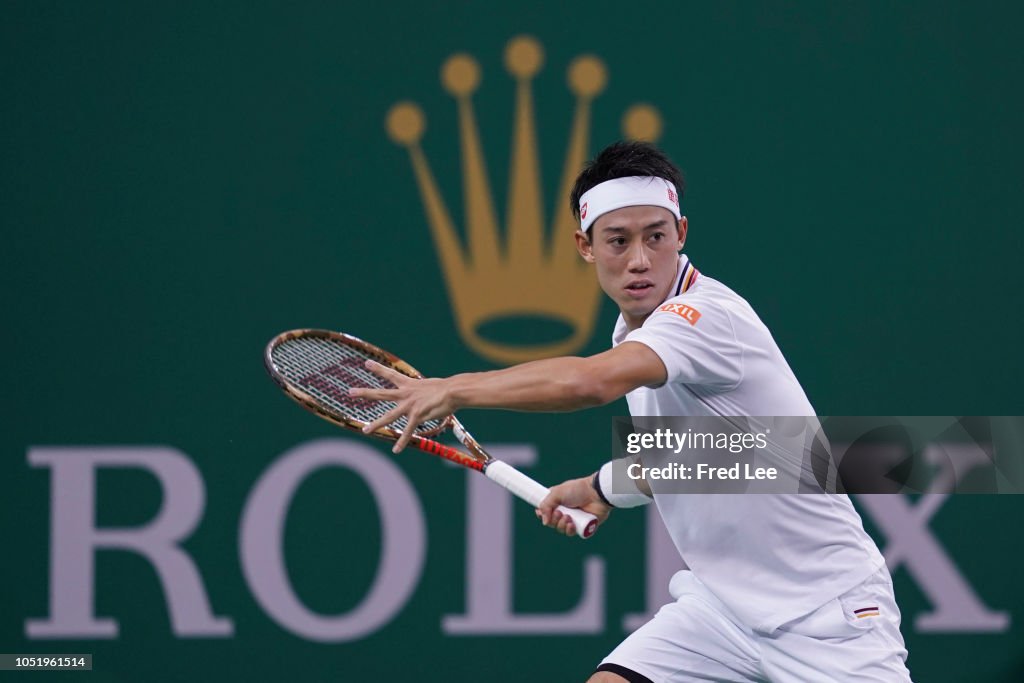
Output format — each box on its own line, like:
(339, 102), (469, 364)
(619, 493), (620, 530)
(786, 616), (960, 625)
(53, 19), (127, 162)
(614, 254), (885, 634)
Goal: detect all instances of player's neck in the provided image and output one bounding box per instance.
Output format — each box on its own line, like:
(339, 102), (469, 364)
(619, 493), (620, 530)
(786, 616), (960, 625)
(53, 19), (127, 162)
(622, 311), (652, 333)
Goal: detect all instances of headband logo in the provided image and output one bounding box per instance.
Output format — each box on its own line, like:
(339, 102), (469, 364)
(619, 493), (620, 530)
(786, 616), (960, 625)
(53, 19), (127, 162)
(580, 202), (588, 220)
(667, 186), (678, 207)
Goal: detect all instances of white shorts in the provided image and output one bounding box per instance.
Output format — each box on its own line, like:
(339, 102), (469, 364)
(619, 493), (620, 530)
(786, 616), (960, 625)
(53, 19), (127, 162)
(599, 567), (911, 682)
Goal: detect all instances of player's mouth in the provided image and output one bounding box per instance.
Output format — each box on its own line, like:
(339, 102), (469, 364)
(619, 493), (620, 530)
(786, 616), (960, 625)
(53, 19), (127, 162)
(624, 279), (656, 299)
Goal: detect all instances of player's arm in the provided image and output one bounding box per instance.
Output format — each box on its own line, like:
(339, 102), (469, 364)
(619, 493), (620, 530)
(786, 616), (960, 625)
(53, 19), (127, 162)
(351, 341), (664, 452)
(449, 340), (664, 410)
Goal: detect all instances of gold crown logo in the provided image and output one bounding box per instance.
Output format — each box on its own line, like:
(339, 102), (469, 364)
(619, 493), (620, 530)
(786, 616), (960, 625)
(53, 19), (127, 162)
(386, 35), (663, 365)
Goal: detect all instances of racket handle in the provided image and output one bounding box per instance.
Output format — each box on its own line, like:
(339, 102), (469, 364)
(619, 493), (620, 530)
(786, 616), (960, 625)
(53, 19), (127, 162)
(484, 461), (599, 539)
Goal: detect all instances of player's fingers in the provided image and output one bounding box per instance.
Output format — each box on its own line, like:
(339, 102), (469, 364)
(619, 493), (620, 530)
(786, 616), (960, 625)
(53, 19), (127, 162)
(551, 507), (564, 529)
(364, 360), (407, 384)
(393, 413), (419, 453)
(537, 508), (562, 532)
(538, 502), (561, 527)
(361, 405), (405, 435)
(537, 491), (561, 524)
(554, 510), (575, 537)
(538, 505), (554, 526)
(349, 386), (397, 401)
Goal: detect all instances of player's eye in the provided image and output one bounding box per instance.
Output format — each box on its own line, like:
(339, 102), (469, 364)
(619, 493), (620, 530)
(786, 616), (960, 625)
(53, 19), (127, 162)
(649, 231), (665, 242)
(609, 237), (627, 246)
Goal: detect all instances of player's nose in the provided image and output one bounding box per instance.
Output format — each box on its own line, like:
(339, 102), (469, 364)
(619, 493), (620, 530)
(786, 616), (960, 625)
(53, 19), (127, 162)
(627, 241), (651, 271)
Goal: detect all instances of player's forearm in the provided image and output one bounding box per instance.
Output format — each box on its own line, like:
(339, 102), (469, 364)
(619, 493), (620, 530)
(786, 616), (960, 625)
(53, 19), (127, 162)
(446, 356), (609, 412)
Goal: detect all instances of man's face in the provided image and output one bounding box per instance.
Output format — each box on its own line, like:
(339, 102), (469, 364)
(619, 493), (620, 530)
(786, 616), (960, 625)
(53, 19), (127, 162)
(576, 205), (687, 328)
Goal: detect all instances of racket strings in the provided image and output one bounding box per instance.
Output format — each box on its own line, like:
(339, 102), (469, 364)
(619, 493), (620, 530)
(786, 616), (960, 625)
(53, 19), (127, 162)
(272, 336), (443, 435)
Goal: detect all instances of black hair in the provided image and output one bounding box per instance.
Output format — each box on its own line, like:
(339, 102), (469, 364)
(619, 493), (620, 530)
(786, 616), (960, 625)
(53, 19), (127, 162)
(569, 141), (685, 222)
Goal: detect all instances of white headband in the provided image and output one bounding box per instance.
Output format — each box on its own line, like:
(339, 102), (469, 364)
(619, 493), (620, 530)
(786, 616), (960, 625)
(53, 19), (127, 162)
(578, 176), (681, 232)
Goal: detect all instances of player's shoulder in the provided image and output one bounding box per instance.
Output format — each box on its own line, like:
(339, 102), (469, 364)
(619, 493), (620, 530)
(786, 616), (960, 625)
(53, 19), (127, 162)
(686, 273), (751, 307)
(650, 275), (744, 325)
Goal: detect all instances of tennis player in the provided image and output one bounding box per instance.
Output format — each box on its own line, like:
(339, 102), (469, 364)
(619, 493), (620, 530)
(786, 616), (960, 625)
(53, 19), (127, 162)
(353, 141), (911, 682)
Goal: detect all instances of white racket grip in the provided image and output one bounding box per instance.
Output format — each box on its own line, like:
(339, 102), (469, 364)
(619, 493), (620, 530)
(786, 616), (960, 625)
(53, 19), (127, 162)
(484, 461), (598, 539)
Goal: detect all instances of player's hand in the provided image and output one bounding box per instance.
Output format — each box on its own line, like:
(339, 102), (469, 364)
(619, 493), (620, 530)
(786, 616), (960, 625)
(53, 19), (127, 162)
(536, 475), (611, 537)
(350, 360), (455, 453)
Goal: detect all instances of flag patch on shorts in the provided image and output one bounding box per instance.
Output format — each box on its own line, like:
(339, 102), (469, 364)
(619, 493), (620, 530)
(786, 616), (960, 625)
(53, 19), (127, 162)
(853, 606), (880, 618)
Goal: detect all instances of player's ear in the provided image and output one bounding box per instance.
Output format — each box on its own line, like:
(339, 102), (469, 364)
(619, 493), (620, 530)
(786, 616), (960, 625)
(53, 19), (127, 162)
(677, 216), (688, 250)
(575, 230), (596, 263)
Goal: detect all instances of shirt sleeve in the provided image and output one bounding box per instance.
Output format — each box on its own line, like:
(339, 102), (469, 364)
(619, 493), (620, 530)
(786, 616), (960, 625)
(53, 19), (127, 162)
(624, 296), (744, 389)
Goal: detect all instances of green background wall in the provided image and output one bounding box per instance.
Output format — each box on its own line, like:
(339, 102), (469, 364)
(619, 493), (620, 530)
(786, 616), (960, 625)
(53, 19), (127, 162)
(3, 2), (1022, 681)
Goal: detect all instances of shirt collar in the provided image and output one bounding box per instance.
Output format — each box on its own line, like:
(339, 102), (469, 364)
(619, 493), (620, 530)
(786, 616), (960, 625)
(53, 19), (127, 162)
(672, 253), (700, 298)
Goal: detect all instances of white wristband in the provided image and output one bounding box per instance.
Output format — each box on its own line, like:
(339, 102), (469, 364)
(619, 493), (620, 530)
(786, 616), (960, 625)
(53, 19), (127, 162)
(597, 460), (652, 508)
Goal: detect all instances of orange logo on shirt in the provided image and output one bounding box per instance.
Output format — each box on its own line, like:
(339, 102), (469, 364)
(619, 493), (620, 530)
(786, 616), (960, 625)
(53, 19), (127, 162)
(659, 303), (701, 325)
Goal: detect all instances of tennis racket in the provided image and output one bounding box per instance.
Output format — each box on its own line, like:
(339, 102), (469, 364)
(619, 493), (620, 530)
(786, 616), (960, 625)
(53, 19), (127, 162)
(263, 329), (599, 539)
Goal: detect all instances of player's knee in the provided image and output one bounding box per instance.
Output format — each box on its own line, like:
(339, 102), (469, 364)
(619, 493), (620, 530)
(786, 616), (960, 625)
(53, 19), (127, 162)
(586, 672), (630, 683)
(587, 663), (653, 683)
